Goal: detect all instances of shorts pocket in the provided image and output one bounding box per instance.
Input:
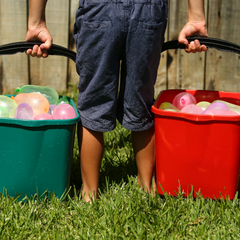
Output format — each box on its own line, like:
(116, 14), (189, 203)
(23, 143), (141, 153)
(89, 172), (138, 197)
(82, 20), (112, 28)
(140, 21), (164, 30)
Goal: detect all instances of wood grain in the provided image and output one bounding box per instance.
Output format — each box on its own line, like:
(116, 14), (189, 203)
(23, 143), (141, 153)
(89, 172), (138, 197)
(68, 0), (79, 91)
(0, 1), (28, 93)
(1, 0), (240, 94)
(29, 0), (70, 93)
(206, 0), (240, 92)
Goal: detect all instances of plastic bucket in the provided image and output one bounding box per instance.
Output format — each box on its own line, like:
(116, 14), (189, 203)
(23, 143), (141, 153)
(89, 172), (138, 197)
(152, 37), (240, 199)
(0, 42), (80, 199)
(152, 89), (240, 199)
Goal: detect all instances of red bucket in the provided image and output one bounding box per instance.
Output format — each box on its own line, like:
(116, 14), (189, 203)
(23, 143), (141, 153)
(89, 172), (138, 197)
(151, 89), (240, 199)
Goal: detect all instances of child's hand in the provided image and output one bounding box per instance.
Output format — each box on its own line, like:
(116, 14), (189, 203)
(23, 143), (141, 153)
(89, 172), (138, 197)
(25, 26), (53, 58)
(178, 21), (208, 53)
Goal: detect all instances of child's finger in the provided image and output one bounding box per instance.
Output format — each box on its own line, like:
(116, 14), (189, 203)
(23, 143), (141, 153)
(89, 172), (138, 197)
(25, 49), (32, 56)
(201, 45), (208, 52)
(188, 41), (197, 53)
(31, 45), (39, 57)
(37, 47), (43, 58)
(42, 49), (48, 58)
(185, 40), (208, 53)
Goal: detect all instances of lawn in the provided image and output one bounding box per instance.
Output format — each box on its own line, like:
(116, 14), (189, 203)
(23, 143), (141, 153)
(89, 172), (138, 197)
(0, 90), (240, 239)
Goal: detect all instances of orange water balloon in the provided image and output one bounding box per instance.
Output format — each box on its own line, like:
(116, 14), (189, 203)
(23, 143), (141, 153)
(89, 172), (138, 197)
(14, 93), (49, 117)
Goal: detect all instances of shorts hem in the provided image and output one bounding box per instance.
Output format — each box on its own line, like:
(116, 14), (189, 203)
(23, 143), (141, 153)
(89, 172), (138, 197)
(80, 115), (116, 132)
(121, 121), (154, 132)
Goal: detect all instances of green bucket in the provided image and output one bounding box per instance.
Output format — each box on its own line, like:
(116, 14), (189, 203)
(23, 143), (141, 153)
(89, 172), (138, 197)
(0, 96), (80, 199)
(0, 42), (79, 199)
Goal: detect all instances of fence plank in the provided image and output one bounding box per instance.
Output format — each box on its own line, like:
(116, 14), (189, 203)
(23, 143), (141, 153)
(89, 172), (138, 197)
(0, 1), (1, 93)
(154, 40), (168, 98)
(179, 0), (208, 90)
(166, 0), (179, 89)
(1, 0), (240, 94)
(167, 0), (207, 91)
(29, 0), (69, 93)
(154, 2), (169, 98)
(0, 1), (28, 93)
(205, 0), (240, 92)
(68, 0), (80, 91)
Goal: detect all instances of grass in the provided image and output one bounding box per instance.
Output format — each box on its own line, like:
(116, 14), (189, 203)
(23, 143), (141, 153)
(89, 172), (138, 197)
(1, 89), (240, 239)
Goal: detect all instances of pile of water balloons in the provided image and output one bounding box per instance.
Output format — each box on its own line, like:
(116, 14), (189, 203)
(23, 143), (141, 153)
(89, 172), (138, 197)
(159, 92), (240, 116)
(0, 85), (77, 120)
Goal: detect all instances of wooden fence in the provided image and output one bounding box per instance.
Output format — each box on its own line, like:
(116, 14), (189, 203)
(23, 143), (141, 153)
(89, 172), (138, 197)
(1, 0), (240, 95)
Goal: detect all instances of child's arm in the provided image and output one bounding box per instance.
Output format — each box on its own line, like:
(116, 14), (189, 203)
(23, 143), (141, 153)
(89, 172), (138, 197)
(25, 0), (53, 58)
(178, 0), (208, 53)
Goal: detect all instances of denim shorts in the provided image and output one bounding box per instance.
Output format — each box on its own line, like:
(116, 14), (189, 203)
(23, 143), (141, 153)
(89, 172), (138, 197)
(74, 0), (168, 132)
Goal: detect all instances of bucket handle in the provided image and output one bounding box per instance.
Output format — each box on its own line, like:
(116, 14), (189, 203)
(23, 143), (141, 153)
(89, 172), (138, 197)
(161, 36), (240, 54)
(0, 41), (76, 62)
(1, 37), (239, 62)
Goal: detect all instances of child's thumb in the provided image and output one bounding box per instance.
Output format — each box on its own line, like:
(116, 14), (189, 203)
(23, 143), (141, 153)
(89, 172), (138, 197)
(41, 38), (52, 50)
(178, 34), (189, 45)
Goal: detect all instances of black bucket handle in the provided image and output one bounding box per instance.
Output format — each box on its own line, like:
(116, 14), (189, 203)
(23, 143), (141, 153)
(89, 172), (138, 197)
(0, 37), (240, 62)
(161, 36), (240, 54)
(0, 41), (76, 62)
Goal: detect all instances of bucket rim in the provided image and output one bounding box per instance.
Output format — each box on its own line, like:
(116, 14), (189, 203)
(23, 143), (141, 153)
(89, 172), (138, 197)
(152, 89), (240, 122)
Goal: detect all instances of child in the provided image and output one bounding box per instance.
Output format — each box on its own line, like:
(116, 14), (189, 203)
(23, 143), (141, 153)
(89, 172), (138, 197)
(26, 0), (208, 202)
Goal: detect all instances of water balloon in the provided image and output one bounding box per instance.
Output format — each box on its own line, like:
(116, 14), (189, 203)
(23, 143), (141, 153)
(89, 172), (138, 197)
(14, 103), (34, 120)
(202, 109), (239, 116)
(14, 93), (49, 117)
(196, 101), (211, 111)
(213, 100), (240, 114)
(180, 104), (203, 114)
(16, 85), (59, 105)
(34, 113), (53, 120)
(48, 104), (57, 115)
(0, 95), (17, 118)
(53, 103), (77, 120)
(172, 92), (197, 110)
(205, 101), (229, 111)
(57, 96), (69, 105)
(0, 106), (9, 118)
(159, 102), (180, 111)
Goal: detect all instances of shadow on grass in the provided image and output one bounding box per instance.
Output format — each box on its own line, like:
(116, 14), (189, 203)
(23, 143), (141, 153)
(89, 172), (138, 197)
(99, 123), (137, 189)
(69, 122), (138, 191)
(99, 152), (138, 190)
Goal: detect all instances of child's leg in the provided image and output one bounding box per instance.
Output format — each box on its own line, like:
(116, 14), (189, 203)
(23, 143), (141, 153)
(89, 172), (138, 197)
(131, 126), (156, 193)
(78, 124), (104, 202)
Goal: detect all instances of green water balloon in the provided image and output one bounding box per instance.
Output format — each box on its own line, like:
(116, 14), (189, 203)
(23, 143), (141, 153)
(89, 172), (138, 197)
(16, 85), (59, 105)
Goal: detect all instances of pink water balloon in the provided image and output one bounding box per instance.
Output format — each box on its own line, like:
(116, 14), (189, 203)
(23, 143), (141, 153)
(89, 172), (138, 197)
(172, 92), (197, 110)
(52, 103), (77, 120)
(180, 104), (203, 114)
(14, 103), (34, 120)
(34, 113), (53, 120)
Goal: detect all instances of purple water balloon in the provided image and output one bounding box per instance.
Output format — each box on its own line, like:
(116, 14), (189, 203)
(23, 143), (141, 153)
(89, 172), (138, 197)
(202, 109), (239, 116)
(14, 103), (34, 120)
(204, 102), (229, 111)
(48, 104), (57, 115)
